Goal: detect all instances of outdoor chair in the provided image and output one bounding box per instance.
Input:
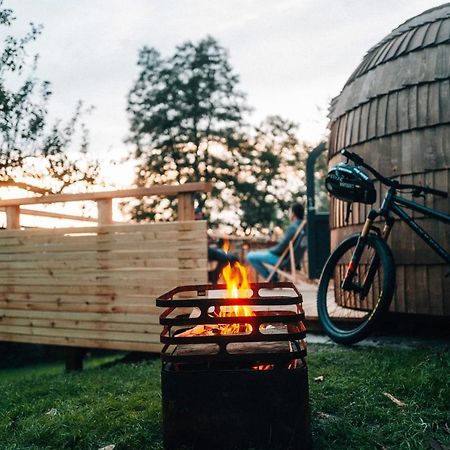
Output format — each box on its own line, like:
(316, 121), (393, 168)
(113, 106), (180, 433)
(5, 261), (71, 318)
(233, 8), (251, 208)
(264, 220), (310, 283)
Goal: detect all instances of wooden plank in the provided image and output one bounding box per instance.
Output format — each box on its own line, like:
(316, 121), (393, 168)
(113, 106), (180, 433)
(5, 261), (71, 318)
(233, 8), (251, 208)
(0, 220), (203, 237)
(417, 83), (429, 128)
(0, 308), (161, 324)
(0, 283), (179, 296)
(0, 292), (158, 305)
(0, 222), (206, 241)
(386, 91), (398, 135)
(0, 301), (165, 315)
(0, 267), (206, 283)
(414, 266), (429, 315)
(376, 93), (388, 137)
(0, 249), (206, 263)
(0, 256), (205, 271)
(439, 79), (450, 123)
(0, 324), (161, 344)
(393, 265), (406, 313)
(0, 182), (212, 207)
(0, 316), (163, 334)
(0, 228), (205, 246)
(345, 110), (354, 146)
(408, 85), (418, 130)
(427, 265), (444, 316)
(404, 266), (416, 314)
(0, 333), (163, 352)
(358, 103), (369, 142)
(0, 240), (206, 254)
(367, 98), (378, 139)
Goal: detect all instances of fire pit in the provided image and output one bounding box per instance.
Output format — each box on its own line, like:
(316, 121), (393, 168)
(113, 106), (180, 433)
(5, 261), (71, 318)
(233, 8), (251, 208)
(157, 281), (312, 450)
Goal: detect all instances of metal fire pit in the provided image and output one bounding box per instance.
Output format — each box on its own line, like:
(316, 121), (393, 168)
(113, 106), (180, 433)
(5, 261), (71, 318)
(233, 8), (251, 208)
(157, 282), (312, 450)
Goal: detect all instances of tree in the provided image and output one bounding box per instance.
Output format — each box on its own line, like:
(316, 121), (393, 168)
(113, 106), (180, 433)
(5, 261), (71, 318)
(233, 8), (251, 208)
(0, 2), (98, 193)
(126, 36), (249, 221)
(236, 116), (309, 234)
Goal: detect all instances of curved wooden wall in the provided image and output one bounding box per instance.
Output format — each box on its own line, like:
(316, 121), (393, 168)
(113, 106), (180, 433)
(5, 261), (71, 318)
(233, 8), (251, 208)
(328, 4), (450, 316)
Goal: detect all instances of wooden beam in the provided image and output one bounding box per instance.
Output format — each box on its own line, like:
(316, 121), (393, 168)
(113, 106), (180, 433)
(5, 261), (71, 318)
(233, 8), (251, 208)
(0, 182), (212, 207)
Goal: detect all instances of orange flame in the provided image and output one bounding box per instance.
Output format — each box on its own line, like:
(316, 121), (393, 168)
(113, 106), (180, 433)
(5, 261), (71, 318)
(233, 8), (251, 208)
(219, 241), (254, 334)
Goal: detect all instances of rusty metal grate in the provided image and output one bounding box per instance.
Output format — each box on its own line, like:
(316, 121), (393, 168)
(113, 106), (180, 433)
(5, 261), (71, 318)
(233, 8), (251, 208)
(157, 281), (307, 368)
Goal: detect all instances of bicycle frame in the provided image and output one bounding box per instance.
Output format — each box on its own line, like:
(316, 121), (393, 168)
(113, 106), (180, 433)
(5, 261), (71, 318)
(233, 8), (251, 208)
(342, 187), (450, 297)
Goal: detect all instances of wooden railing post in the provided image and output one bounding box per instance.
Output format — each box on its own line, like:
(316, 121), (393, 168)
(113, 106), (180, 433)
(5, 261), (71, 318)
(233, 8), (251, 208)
(5, 206), (20, 229)
(177, 193), (194, 221)
(97, 199), (113, 225)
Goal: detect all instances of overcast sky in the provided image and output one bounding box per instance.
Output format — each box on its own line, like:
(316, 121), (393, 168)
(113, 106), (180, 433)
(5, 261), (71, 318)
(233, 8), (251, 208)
(9, 0), (444, 184)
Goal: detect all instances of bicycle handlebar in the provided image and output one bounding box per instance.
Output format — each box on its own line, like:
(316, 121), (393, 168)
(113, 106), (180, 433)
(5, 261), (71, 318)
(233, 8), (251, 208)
(340, 149), (448, 199)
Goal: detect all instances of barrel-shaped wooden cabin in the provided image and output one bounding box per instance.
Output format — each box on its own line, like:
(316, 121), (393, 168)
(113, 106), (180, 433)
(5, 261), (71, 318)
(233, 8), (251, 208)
(328, 4), (450, 317)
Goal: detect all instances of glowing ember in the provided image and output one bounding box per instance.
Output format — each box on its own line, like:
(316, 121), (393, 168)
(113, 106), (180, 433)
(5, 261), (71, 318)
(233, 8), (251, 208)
(219, 241), (254, 334)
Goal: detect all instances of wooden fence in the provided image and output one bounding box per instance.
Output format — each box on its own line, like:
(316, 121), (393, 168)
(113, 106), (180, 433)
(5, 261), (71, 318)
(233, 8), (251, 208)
(0, 183), (210, 354)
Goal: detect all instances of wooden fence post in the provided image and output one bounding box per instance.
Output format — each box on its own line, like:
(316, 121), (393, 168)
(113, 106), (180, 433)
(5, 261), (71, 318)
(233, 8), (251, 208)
(5, 206), (20, 229)
(97, 198), (113, 225)
(177, 193), (194, 221)
(64, 347), (85, 372)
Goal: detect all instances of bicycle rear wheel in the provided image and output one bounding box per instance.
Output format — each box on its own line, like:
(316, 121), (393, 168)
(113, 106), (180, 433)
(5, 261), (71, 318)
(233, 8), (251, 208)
(317, 233), (395, 344)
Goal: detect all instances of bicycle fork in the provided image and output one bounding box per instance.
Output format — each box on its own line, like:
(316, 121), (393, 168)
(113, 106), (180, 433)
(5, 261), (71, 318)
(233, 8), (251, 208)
(341, 212), (394, 299)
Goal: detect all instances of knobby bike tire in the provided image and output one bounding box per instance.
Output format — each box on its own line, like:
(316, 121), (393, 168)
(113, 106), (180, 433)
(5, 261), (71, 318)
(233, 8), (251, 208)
(317, 233), (395, 344)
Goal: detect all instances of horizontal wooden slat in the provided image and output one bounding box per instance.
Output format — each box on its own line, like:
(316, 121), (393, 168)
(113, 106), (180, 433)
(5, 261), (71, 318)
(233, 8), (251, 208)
(0, 316), (162, 334)
(0, 249), (206, 262)
(0, 220), (204, 237)
(0, 292), (156, 305)
(0, 302), (163, 314)
(0, 324), (161, 344)
(0, 257), (204, 270)
(0, 333), (163, 352)
(0, 308), (160, 324)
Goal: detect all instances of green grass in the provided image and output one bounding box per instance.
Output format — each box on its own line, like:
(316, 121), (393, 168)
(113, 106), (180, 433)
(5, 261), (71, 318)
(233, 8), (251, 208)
(0, 344), (449, 450)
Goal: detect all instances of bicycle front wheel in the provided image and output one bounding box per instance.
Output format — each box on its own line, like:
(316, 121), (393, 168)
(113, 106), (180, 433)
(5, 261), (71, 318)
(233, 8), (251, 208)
(317, 233), (395, 344)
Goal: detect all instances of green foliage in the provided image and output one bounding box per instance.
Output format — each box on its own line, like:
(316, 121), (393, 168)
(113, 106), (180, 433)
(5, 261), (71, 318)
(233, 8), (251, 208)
(0, 1), (98, 192)
(0, 345), (448, 449)
(236, 115), (308, 233)
(127, 36), (249, 222)
(314, 149), (329, 213)
(126, 37), (310, 232)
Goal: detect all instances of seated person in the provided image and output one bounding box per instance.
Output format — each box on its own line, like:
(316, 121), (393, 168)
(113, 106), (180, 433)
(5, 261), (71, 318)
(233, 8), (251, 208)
(246, 203), (305, 280)
(195, 207), (239, 283)
(208, 245), (239, 284)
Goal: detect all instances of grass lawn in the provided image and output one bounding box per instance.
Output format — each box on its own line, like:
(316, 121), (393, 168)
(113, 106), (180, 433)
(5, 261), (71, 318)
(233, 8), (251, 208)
(0, 344), (449, 450)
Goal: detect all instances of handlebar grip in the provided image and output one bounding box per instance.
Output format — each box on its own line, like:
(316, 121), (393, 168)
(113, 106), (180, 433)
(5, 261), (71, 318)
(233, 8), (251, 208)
(424, 187), (448, 198)
(340, 148), (364, 165)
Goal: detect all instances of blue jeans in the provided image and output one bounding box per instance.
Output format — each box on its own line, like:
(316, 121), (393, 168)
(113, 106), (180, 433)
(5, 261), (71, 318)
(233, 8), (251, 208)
(246, 250), (279, 279)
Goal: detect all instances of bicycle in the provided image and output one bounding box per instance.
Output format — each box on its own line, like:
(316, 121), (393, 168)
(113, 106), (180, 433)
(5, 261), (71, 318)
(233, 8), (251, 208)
(317, 148), (450, 344)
